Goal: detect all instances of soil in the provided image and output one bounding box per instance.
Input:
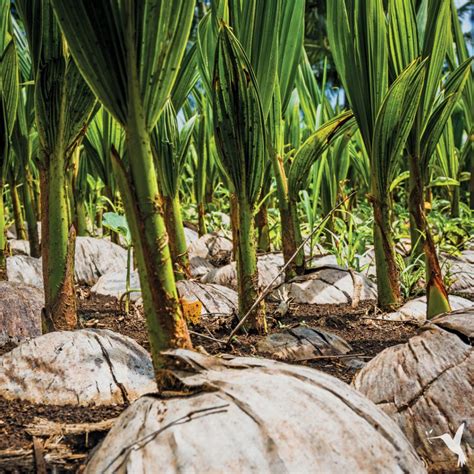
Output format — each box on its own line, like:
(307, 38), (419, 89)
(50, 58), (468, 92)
(0, 286), (421, 472)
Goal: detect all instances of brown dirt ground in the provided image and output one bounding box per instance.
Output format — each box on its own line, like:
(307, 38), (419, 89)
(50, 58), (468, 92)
(0, 286), (422, 472)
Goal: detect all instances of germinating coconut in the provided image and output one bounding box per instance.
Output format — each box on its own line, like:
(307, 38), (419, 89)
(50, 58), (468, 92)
(353, 308), (473, 471)
(86, 350), (426, 473)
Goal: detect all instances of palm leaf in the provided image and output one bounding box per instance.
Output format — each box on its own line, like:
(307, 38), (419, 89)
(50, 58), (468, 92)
(419, 0), (450, 121)
(171, 44), (199, 112)
(197, 12), (218, 99)
(420, 57), (472, 170)
(327, 0), (388, 154)
(1, 40), (19, 141)
(51, 0), (194, 129)
(212, 23), (266, 206)
(229, 0), (281, 118)
(278, 0), (304, 114)
(388, 0), (419, 78)
(288, 110), (355, 197)
(372, 59), (426, 194)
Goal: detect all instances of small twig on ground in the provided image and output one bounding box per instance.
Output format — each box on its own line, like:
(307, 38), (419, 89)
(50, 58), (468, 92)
(308, 353), (368, 360)
(188, 330), (226, 346)
(32, 438), (46, 474)
(359, 316), (421, 326)
(26, 417), (117, 438)
(226, 191), (357, 345)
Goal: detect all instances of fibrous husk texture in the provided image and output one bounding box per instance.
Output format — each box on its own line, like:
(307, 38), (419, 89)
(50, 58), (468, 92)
(0, 329), (156, 406)
(74, 237), (128, 285)
(92, 274), (238, 317)
(91, 270), (142, 302)
(442, 250), (474, 296)
(0, 282), (43, 346)
(202, 253), (285, 290)
(7, 237), (128, 288)
(8, 239), (31, 256)
(177, 280), (237, 317)
(7, 255), (43, 289)
(86, 349), (425, 473)
(353, 308), (473, 471)
(257, 326), (352, 361)
(188, 232), (233, 266)
(381, 295), (473, 323)
(271, 266), (377, 305)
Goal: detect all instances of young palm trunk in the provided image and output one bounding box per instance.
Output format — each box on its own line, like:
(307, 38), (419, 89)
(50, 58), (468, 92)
(95, 209), (103, 235)
(163, 193), (190, 280)
(450, 185), (460, 218)
(10, 180), (27, 241)
(371, 186), (402, 311)
(272, 152), (304, 279)
(197, 202), (207, 236)
(33, 177), (41, 221)
(424, 229), (451, 318)
(23, 168), (40, 257)
(40, 155), (77, 332)
(408, 155), (451, 318)
(230, 193), (240, 261)
(0, 183), (6, 278)
(237, 196), (266, 334)
(470, 162), (474, 210)
(408, 155), (425, 260)
(112, 88), (191, 373)
(75, 194), (88, 236)
(255, 202), (270, 253)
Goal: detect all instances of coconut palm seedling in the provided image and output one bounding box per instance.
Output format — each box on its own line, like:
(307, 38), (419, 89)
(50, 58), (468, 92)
(447, 0), (473, 211)
(269, 63), (356, 276)
(151, 100), (196, 280)
(191, 105), (211, 236)
(296, 53), (354, 247)
(195, 0), (281, 329)
(328, 0), (429, 311)
(212, 24), (268, 333)
(11, 84), (41, 257)
(0, 1), (19, 274)
(267, 17), (356, 279)
(50, 0), (195, 373)
(8, 160), (27, 241)
(387, 0), (472, 317)
(16, 0), (96, 331)
(9, 15), (41, 257)
(267, 0), (307, 279)
(83, 106), (126, 239)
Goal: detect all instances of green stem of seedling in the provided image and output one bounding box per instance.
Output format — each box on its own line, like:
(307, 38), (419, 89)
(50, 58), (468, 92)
(227, 191), (356, 344)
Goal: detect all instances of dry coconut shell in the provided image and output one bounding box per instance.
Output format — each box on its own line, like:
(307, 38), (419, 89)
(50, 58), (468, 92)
(353, 308), (473, 472)
(0, 282), (43, 346)
(0, 329), (156, 406)
(86, 349), (425, 473)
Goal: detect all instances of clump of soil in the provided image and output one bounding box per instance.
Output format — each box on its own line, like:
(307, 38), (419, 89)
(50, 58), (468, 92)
(0, 397), (124, 450)
(0, 287), (420, 471)
(190, 301), (418, 384)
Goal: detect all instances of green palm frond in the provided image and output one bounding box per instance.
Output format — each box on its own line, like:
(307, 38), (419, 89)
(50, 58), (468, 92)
(51, 0), (194, 130)
(372, 59), (427, 194)
(327, 0), (388, 154)
(288, 110), (355, 197)
(212, 23), (266, 207)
